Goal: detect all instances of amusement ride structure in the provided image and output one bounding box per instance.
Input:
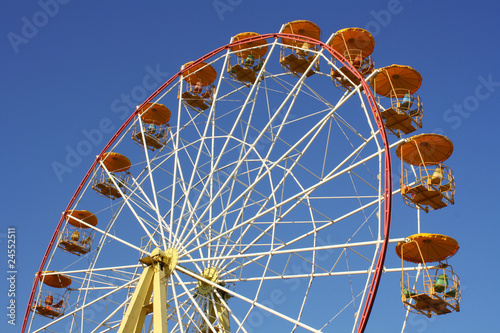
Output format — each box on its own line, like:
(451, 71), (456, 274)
(24, 20), (460, 332)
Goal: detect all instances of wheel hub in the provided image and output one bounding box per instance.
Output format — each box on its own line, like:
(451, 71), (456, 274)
(197, 267), (219, 295)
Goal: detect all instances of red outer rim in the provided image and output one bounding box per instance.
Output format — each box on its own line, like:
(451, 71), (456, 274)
(22, 33), (392, 333)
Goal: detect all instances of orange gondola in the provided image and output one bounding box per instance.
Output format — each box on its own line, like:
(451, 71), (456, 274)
(34, 272), (71, 318)
(280, 20), (321, 77)
(329, 28), (375, 90)
(228, 32), (268, 84)
(132, 103), (171, 150)
(92, 152), (131, 199)
(33, 290), (68, 319)
(397, 234), (461, 317)
(181, 61), (217, 111)
(58, 210), (97, 256)
(398, 134), (455, 212)
(373, 65), (424, 136)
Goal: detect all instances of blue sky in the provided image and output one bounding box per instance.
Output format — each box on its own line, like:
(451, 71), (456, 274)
(1, 1), (499, 332)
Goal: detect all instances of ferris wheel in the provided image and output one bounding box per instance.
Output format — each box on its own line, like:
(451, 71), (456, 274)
(23, 20), (460, 333)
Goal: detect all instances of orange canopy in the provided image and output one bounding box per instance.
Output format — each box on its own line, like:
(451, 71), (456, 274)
(231, 32), (268, 59)
(396, 233), (459, 263)
(329, 28), (375, 57)
(182, 61), (217, 86)
(38, 271), (72, 288)
(138, 103), (171, 125)
(371, 65), (422, 97)
(100, 152), (131, 172)
(396, 133), (454, 166)
(281, 20), (321, 46)
(66, 210), (98, 228)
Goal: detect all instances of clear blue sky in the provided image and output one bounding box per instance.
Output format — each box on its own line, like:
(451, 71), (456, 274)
(1, 1), (499, 332)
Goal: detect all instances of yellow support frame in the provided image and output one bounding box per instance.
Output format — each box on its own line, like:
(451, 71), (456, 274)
(118, 248), (177, 333)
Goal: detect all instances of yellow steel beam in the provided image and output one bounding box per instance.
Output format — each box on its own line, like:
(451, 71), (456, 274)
(118, 265), (155, 333)
(153, 263), (168, 332)
(118, 248), (178, 333)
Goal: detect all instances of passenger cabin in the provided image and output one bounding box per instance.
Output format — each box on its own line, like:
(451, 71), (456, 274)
(329, 28), (375, 91)
(33, 272), (71, 319)
(92, 152), (131, 200)
(371, 65), (423, 136)
(397, 134), (455, 212)
(58, 210), (97, 256)
(132, 103), (171, 150)
(180, 61), (217, 112)
(34, 291), (68, 319)
(228, 32), (268, 85)
(279, 20), (321, 77)
(396, 233), (461, 317)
